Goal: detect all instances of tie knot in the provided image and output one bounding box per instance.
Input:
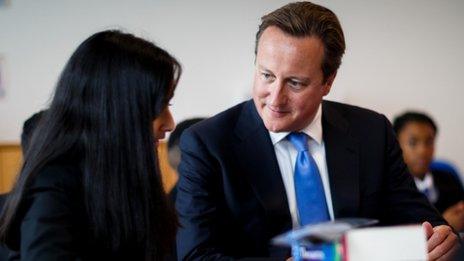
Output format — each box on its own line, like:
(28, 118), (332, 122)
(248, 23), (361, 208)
(287, 132), (309, 152)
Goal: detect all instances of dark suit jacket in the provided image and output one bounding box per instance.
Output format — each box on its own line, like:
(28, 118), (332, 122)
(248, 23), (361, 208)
(4, 157), (144, 260)
(176, 100), (446, 260)
(431, 170), (464, 213)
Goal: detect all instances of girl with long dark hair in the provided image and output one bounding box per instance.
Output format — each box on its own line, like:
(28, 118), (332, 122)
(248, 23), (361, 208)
(0, 30), (180, 260)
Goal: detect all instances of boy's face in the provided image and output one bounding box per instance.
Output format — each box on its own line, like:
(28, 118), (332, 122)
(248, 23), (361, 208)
(397, 122), (436, 178)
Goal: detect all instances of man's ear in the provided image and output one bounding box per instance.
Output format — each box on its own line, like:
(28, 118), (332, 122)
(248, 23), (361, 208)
(323, 72), (337, 96)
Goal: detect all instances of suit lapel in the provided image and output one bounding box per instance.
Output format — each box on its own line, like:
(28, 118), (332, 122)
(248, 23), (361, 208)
(231, 100), (360, 222)
(322, 101), (360, 218)
(232, 101), (291, 219)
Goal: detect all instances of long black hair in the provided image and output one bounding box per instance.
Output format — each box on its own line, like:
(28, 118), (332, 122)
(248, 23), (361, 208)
(0, 30), (181, 260)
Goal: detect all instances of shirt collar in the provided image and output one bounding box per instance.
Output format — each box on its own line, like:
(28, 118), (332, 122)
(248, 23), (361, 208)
(269, 104), (323, 145)
(414, 172), (434, 191)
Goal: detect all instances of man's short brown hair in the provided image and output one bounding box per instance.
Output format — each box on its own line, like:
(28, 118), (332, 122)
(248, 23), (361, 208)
(255, 1), (345, 82)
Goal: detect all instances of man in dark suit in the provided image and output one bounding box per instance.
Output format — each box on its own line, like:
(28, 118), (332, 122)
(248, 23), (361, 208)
(176, 2), (459, 260)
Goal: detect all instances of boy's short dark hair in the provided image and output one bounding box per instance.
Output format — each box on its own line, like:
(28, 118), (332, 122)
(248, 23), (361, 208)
(392, 111), (438, 135)
(168, 118), (205, 150)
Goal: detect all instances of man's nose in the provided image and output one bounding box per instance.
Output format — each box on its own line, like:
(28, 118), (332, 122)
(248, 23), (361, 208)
(268, 81), (287, 106)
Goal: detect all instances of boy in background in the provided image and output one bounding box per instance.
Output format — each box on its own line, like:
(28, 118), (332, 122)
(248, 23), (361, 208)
(394, 111), (464, 231)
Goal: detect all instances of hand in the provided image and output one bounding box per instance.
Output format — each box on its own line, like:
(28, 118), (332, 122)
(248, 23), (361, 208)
(423, 221), (460, 261)
(442, 201), (464, 232)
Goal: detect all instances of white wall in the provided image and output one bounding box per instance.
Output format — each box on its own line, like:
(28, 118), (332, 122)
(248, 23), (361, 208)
(1, 0), (463, 176)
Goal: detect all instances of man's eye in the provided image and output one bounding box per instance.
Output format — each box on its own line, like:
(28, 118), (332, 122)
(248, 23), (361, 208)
(289, 80), (299, 86)
(288, 80), (303, 90)
(262, 73), (272, 79)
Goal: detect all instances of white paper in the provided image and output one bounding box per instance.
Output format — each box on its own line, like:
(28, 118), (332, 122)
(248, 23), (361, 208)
(345, 225), (427, 261)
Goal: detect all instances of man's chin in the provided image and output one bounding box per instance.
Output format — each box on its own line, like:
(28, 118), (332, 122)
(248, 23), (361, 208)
(263, 121), (291, 133)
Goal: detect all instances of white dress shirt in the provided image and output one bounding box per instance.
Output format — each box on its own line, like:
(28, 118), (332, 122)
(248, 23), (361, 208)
(269, 104), (334, 228)
(414, 172), (439, 204)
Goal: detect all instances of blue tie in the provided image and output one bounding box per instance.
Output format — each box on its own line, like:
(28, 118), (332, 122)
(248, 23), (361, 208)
(287, 132), (330, 226)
